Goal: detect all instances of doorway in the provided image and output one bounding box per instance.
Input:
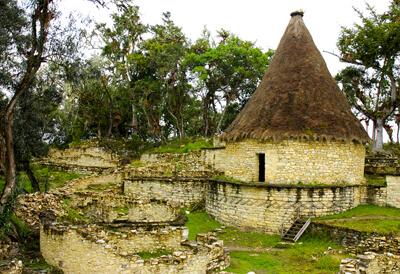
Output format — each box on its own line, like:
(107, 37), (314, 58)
(258, 153), (265, 182)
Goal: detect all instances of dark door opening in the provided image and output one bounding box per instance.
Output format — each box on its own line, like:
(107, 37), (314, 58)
(258, 153), (265, 182)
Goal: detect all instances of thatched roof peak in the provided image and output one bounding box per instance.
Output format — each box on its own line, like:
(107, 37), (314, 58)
(219, 13), (370, 143)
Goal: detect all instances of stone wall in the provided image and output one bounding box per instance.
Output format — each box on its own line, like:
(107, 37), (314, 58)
(386, 176), (400, 208)
(72, 193), (182, 223)
(123, 178), (208, 208)
(359, 186), (387, 207)
(204, 139), (365, 184)
(40, 223), (229, 274)
(205, 180), (362, 233)
(40, 147), (120, 173)
(339, 252), (400, 274)
(140, 151), (208, 171)
(365, 156), (400, 175)
(309, 222), (400, 255)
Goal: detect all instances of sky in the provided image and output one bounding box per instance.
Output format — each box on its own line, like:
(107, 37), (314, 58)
(60, 0), (392, 75)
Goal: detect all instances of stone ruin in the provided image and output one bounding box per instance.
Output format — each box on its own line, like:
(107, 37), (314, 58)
(29, 158), (229, 273)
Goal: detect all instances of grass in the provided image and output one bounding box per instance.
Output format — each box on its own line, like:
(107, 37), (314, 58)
(130, 160), (144, 167)
(114, 207), (129, 215)
(60, 198), (89, 223)
(149, 138), (213, 154)
(212, 175), (242, 183)
(226, 234), (345, 274)
(315, 205), (400, 235)
(33, 166), (83, 191)
(0, 166), (83, 194)
(137, 249), (172, 259)
(365, 174), (386, 186)
(185, 211), (348, 273)
(185, 211), (221, 240)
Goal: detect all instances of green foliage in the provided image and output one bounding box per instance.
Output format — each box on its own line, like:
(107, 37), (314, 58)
(32, 166), (83, 191)
(365, 175), (386, 186)
(61, 198), (89, 224)
(316, 205), (400, 234)
(149, 138), (212, 154)
(336, 1), (400, 150)
(185, 211), (221, 240)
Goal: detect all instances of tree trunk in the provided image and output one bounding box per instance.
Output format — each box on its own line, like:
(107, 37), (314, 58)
(22, 161), (40, 192)
(216, 99), (230, 134)
(373, 118), (384, 152)
(0, 114), (17, 213)
(397, 123), (399, 144)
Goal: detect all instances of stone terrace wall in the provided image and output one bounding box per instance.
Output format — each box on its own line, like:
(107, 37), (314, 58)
(359, 185), (387, 207)
(123, 178), (208, 208)
(140, 151), (209, 169)
(205, 180), (362, 233)
(204, 139), (365, 184)
(39, 147), (120, 173)
(40, 224), (228, 274)
(386, 176), (400, 208)
(365, 156), (400, 175)
(72, 192), (182, 223)
(309, 222), (400, 255)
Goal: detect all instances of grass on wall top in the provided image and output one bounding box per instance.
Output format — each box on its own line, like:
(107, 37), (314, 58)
(148, 138), (213, 154)
(315, 205), (400, 235)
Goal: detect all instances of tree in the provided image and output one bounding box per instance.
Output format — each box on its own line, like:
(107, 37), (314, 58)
(0, 0), (55, 214)
(97, 2), (148, 138)
(336, 1), (400, 151)
(185, 29), (273, 136)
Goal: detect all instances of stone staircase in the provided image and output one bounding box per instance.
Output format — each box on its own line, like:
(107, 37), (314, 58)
(282, 218), (311, 242)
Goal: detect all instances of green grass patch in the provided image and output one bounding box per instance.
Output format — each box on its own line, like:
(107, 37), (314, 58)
(149, 138), (213, 154)
(316, 205), (400, 220)
(315, 205), (400, 235)
(220, 227), (281, 248)
(186, 211), (348, 273)
(212, 175), (242, 183)
(365, 175), (386, 186)
(114, 207), (129, 215)
(24, 258), (63, 273)
(137, 249), (172, 259)
(185, 211), (221, 240)
(226, 234), (346, 274)
(33, 166), (83, 190)
(60, 198), (89, 223)
(130, 160), (144, 167)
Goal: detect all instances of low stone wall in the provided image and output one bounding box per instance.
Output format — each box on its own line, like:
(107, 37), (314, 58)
(365, 156), (400, 175)
(140, 151), (209, 171)
(359, 185), (387, 207)
(339, 252), (400, 274)
(309, 222), (400, 255)
(205, 180), (362, 233)
(123, 177), (208, 208)
(40, 223), (229, 274)
(386, 176), (400, 208)
(39, 146), (121, 173)
(72, 193), (182, 223)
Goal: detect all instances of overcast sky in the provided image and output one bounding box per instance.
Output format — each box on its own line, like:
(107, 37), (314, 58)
(61, 0), (391, 75)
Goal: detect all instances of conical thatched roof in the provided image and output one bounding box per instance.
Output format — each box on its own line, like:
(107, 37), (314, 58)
(220, 12), (370, 143)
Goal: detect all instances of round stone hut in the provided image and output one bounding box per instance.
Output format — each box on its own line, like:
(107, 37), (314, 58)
(211, 11), (370, 185)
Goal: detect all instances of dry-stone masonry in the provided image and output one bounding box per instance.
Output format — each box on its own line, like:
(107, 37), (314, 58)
(206, 180), (362, 233)
(204, 139), (365, 184)
(40, 221), (229, 274)
(339, 252), (400, 274)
